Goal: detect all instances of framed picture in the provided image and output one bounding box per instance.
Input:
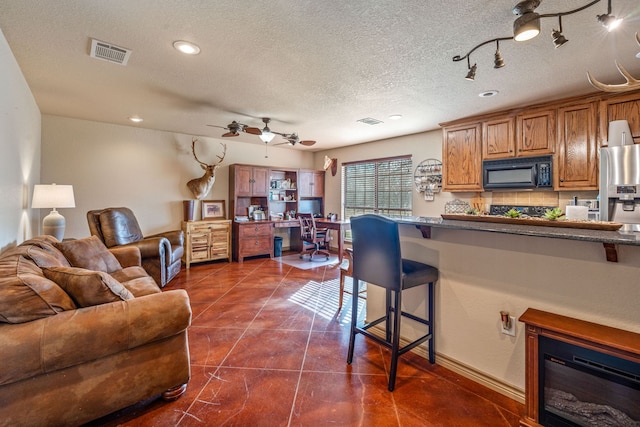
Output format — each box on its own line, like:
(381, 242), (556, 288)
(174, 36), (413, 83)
(202, 200), (226, 220)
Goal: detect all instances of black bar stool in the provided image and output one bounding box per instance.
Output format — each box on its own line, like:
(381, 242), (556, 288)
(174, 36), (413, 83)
(346, 214), (438, 391)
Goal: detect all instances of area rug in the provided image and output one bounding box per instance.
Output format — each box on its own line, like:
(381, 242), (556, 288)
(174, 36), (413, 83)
(275, 253), (340, 270)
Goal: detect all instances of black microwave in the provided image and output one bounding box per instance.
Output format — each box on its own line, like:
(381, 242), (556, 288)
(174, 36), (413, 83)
(482, 155), (553, 190)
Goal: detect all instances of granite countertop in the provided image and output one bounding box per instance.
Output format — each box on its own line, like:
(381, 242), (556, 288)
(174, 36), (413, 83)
(396, 216), (640, 247)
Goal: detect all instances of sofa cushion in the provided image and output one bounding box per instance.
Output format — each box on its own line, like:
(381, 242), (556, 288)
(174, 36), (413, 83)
(110, 267), (161, 297)
(0, 250), (76, 324)
(43, 267), (134, 307)
(54, 236), (122, 273)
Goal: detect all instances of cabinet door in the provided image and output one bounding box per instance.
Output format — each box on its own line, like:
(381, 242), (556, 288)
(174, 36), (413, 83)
(442, 123), (482, 191)
(251, 167), (270, 196)
(556, 102), (598, 190)
(235, 165), (253, 197)
(599, 93), (640, 146)
(298, 170), (325, 197)
(482, 117), (515, 159)
(516, 109), (556, 156)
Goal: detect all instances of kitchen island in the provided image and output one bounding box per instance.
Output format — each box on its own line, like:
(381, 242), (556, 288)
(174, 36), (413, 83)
(361, 214), (640, 404)
(396, 216), (640, 262)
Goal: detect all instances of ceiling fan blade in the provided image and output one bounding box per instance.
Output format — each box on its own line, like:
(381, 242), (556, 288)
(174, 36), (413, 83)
(244, 127), (262, 135)
(206, 124), (228, 129)
(299, 140), (316, 146)
(222, 131), (239, 137)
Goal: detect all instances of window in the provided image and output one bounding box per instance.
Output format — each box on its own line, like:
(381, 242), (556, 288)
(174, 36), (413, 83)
(341, 155), (413, 224)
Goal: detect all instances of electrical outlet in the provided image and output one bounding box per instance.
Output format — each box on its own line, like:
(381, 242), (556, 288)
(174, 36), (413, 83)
(501, 316), (516, 336)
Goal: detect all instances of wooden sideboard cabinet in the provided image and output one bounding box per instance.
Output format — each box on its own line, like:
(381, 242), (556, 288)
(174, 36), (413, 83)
(233, 221), (274, 263)
(182, 220), (231, 268)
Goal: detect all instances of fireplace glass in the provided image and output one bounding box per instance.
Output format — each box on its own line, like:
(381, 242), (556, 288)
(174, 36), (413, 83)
(539, 336), (640, 427)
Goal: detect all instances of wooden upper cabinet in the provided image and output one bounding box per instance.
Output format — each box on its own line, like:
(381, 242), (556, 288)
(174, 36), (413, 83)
(555, 101), (598, 190)
(442, 123), (482, 191)
(516, 108), (556, 156)
(233, 165), (269, 197)
(482, 116), (515, 159)
(599, 92), (640, 146)
(298, 170), (325, 197)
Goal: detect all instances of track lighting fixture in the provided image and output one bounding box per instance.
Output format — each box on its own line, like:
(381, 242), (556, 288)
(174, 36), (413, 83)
(551, 15), (569, 48)
(465, 59), (477, 81)
(513, 0), (541, 42)
(453, 0), (622, 80)
(494, 40), (506, 68)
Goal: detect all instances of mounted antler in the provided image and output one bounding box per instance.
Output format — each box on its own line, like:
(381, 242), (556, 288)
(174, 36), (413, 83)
(186, 138), (227, 200)
(587, 33), (640, 93)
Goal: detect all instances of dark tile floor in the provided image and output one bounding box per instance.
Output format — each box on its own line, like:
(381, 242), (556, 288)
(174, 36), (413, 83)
(89, 254), (524, 426)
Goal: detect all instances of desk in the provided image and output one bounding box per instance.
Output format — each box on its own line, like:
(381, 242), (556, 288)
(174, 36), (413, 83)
(273, 218), (351, 261)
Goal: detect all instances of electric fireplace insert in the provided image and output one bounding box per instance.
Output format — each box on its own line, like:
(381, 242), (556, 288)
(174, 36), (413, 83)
(538, 335), (640, 427)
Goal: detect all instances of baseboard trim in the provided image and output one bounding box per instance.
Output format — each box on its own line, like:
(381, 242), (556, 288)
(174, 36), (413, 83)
(369, 325), (524, 404)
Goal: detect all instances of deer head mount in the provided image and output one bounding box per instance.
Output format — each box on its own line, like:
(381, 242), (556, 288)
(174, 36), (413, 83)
(587, 33), (640, 93)
(186, 138), (227, 200)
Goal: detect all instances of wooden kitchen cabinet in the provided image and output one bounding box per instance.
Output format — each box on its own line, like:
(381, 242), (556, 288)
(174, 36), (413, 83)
(555, 101), (598, 190)
(233, 221), (274, 263)
(599, 91), (640, 145)
(482, 116), (516, 159)
(298, 170), (325, 197)
(182, 220), (231, 268)
(442, 122), (482, 191)
(516, 108), (556, 156)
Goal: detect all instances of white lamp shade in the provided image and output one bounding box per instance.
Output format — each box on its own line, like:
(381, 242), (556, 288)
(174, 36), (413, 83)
(259, 131), (276, 143)
(608, 120), (633, 147)
(32, 184), (75, 208)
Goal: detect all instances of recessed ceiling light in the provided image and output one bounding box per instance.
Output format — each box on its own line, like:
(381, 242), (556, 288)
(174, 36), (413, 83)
(173, 40), (200, 55)
(388, 114), (403, 120)
(479, 90), (499, 98)
(128, 116), (143, 123)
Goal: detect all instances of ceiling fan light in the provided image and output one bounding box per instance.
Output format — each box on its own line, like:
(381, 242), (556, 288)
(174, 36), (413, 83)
(259, 131), (275, 143)
(514, 13), (540, 41)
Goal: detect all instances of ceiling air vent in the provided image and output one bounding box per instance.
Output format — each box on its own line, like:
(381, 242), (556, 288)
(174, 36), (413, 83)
(89, 38), (131, 66)
(357, 117), (384, 125)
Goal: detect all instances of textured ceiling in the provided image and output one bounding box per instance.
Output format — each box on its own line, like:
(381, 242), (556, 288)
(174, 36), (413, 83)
(1, 0), (639, 151)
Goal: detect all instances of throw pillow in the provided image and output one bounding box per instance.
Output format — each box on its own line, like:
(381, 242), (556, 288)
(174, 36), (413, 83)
(54, 236), (121, 273)
(43, 267), (134, 307)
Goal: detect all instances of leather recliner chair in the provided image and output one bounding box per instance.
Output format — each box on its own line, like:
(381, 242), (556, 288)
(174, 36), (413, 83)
(87, 207), (184, 287)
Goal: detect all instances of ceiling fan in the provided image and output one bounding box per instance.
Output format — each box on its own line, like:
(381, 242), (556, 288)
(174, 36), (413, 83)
(273, 132), (316, 146)
(206, 120), (261, 137)
(207, 117), (316, 146)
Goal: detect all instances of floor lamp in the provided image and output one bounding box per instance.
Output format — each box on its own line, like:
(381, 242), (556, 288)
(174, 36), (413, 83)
(32, 183), (76, 241)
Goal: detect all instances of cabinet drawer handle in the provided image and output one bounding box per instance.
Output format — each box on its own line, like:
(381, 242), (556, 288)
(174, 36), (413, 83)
(254, 227), (259, 231)
(255, 241), (259, 245)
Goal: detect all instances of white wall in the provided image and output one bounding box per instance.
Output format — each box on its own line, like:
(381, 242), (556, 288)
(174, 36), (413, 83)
(315, 130), (640, 397)
(0, 29), (41, 251)
(41, 115), (315, 238)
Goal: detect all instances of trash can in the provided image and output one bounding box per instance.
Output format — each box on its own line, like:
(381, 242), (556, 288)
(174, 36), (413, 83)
(274, 236), (283, 257)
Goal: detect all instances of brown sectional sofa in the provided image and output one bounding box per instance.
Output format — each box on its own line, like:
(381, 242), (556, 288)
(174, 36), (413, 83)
(0, 235), (191, 426)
